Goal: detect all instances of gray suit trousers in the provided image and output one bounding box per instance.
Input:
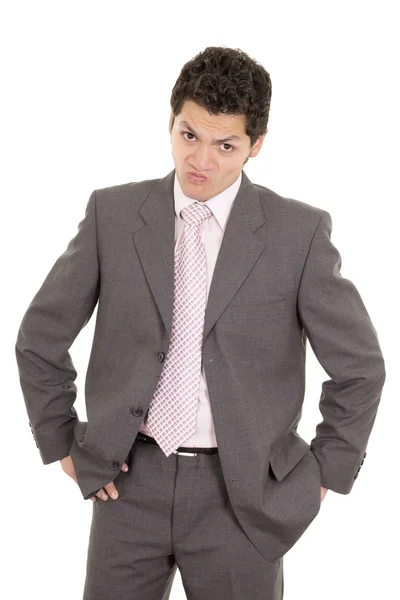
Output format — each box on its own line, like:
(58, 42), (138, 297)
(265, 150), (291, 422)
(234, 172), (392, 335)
(83, 435), (284, 600)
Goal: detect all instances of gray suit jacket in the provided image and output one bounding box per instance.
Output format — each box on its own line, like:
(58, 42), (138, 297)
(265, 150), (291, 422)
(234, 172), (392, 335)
(15, 168), (386, 563)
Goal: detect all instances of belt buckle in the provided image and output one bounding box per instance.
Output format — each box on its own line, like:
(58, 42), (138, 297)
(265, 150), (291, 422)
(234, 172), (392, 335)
(173, 450), (198, 456)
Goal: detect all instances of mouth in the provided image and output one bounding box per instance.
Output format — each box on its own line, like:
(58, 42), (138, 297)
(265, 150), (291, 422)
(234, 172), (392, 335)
(187, 172), (208, 183)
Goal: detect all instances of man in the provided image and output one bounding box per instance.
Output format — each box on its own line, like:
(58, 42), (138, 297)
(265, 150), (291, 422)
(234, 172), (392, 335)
(15, 46), (386, 599)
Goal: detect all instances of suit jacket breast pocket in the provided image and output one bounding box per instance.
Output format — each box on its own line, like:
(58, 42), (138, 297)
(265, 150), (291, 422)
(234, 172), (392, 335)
(228, 297), (287, 319)
(218, 298), (288, 330)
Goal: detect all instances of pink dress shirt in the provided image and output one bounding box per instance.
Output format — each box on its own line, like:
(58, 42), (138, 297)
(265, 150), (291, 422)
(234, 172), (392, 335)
(139, 170), (243, 447)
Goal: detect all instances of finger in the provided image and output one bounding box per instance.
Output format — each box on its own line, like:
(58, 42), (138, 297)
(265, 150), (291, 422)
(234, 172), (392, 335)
(90, 496), (97, 502)
(121, 462), (129, 472)
(104, 483), (119, 500)
(96, 488), (109, 501)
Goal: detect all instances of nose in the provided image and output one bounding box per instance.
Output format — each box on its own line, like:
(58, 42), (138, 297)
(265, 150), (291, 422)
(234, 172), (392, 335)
(191, 145), (214, 171)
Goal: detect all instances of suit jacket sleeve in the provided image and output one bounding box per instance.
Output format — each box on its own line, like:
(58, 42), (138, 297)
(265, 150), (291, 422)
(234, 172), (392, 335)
(297, 210), (386, 494)
(15, 190), (100, 465)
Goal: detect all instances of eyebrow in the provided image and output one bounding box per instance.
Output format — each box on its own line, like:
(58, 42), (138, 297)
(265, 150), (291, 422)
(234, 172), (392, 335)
(179, 121), (242, 143)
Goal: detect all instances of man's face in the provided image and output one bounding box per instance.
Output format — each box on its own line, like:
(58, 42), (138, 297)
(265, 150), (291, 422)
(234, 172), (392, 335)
(169, 100), (267, 202)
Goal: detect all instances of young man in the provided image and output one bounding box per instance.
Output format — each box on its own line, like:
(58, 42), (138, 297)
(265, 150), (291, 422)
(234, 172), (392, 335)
(16, 46), (386, 600)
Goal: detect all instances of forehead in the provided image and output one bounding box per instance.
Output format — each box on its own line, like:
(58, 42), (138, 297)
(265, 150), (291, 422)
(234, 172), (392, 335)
(178, 100), (247, 139)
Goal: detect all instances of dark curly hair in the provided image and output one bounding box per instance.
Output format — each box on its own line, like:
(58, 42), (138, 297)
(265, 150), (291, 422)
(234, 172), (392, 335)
(170, 46), (272, 148)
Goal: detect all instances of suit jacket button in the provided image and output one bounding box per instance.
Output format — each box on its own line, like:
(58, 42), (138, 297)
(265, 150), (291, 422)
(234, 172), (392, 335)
(157, 352), (165, 362)
(354, 472), (359, 479)
(131, 407), (144, 417)
(109, 460), (120, 470)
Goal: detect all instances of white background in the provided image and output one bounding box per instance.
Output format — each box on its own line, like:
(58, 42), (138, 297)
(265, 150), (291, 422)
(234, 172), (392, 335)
(2, 1), (398, 598)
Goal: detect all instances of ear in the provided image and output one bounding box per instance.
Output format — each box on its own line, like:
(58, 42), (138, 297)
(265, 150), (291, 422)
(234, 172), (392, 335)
(249, 129), (268, 158)
(169, 112), (175, 134)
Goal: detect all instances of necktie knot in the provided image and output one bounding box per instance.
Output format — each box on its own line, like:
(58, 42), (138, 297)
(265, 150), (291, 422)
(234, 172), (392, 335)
(180, 202), (212, 227)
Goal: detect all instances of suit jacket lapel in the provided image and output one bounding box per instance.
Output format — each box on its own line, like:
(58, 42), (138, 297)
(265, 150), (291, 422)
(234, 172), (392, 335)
(132, 168), (267, 343)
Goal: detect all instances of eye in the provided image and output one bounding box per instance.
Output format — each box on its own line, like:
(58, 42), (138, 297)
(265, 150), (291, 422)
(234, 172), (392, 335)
(182, 132), (195, 141)
(181, 131), (234, 152)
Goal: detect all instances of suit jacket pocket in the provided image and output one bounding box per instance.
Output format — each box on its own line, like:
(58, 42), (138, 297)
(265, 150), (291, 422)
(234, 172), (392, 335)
(259, 432), (322, 563)
(269, 429), (311, 481)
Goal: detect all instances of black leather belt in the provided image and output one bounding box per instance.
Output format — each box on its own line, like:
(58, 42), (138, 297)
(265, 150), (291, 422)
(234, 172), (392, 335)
(135, 432), (218, 455)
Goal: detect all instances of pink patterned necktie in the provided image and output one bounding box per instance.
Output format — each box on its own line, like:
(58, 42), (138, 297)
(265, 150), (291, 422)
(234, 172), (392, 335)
(146, 201), (213, 456)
